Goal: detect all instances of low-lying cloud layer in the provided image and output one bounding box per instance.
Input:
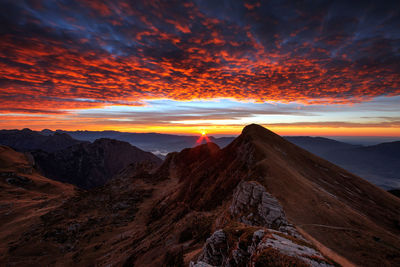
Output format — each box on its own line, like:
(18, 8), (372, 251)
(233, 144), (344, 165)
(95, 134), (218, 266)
(1, 0), (400, 114)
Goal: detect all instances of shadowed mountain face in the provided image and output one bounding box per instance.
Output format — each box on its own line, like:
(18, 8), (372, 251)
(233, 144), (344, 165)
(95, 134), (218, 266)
(31, 138), (162, 189)
(0, 129), (86, 153)
(1, 124), (399, 266)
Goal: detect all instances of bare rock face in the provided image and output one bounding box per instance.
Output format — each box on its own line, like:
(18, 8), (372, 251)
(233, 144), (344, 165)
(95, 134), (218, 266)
(230, 181), (287, 229)
(190, 262), (214, 267)
(195, 230), (228, 266)
(191, 228), (334, 267)
(255, 231), (333, 267)
(230, 180), (304, 240)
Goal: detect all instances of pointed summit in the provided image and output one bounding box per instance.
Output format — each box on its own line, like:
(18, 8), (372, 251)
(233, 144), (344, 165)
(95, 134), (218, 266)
(242, 123), (275, 136)
(234, 123), (289, 149)
(242, 123), (281, 138)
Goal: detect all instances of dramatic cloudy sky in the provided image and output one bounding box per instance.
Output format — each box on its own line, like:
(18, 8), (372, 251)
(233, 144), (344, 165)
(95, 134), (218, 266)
(0, 0), (399, 136)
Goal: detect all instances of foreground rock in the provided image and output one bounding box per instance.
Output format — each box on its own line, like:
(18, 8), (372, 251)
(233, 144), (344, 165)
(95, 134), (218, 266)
(231, 181), (287, 228)
(192, 227), (334, 267)
(191, 181), (333, 266)
(230, 181), (302, 239)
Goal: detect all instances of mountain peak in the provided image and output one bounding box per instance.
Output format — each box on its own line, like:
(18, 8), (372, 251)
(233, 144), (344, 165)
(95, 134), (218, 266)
(242, 123), (265, 132)
(241, 124), (281, 140)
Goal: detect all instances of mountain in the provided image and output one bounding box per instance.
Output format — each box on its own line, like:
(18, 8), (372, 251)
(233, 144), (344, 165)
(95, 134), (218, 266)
(1, 124), (399, 266)
(284, 137), (400, 190)
(361, 141), (400, 158)
(320, 141), (400, 189)
(0, 146), (76, 261)
(0, 128), (85, 152)
(284, 136), (360, 156)
(0, 129), (163, 188)
(32, 138), (162, 189)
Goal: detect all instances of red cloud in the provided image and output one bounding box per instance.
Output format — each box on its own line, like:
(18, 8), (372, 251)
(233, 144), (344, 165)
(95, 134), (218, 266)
(0, 0), (399, 114)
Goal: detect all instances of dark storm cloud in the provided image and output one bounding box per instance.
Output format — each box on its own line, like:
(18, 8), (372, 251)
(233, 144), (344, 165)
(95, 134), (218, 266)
(0, 0), (399, 112)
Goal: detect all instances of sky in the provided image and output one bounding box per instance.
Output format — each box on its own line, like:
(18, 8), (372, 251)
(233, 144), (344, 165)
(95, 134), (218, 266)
(0, 0), (399, 136)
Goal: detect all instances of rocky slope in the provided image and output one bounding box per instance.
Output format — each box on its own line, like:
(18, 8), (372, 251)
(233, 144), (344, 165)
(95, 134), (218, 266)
(32, 138), (162, 189)
(1, 124), (399, 266)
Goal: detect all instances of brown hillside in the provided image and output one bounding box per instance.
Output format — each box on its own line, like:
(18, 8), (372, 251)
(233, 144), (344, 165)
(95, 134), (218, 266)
(0, 146), (76, 263)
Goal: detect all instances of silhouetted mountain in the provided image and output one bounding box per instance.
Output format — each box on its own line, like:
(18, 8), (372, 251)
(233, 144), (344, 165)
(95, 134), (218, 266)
(0, 128), (85, 152)
(320, 141), (400, 189)
(360, 141), (400, 158)
(2, 124), (399, 266)
(32, 138), (162, 189)
(282, 137), (400, 189)
(285, 136), (361, 155)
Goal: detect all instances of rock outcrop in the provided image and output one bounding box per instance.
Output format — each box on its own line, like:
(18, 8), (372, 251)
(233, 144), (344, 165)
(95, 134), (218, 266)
(230, 181), (287, 229)
(230, 181), (301, 238)
(191, 227), (334, 267)
(195, 230), (228, 266)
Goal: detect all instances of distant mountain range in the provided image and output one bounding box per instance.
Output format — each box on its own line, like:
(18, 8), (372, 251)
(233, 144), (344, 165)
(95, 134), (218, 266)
(0, 128), (399, 190)
(0, 128), (85, 152)
(284, 137), (400, 190)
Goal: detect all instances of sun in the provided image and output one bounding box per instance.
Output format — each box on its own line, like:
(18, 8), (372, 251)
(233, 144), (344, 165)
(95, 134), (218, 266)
(196, 129), (210, 144)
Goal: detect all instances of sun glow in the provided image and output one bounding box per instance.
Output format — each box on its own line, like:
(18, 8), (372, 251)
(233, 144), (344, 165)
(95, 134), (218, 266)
(196, 129), (210, 144)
